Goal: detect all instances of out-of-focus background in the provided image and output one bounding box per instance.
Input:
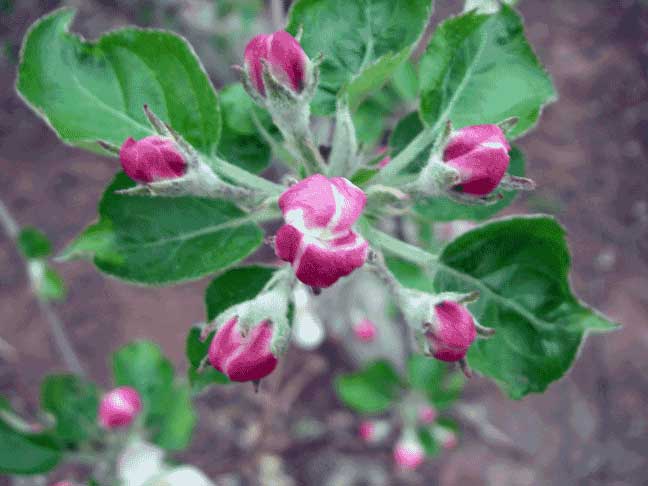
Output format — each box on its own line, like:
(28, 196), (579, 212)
(1, 1), (647, 485)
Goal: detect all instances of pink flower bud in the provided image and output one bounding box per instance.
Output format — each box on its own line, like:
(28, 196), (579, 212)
(275, 174), (369, 288)
(99, 386), (142, 429)
(244, 31), (308, 97)
(393, 439), (426, 470)
(358, 420), (376, 442)
(442, 432), (458, 449)
(443, 124), (510, 196)
(418, 405), (437, 425)
(119, 136), (187, 184)
(427, 301), (477, 362)
(208, 317), (278, 382)
(353, 318), (377, 343)
(52, 482), (75, 486)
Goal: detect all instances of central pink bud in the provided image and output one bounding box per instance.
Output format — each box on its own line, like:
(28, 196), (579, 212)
(208, 317), (278, 382)
(98, 386), (142, 429)
(418, 405), (437, 424)
(443, 124), (510, 195)
(353, 318), (377, 343)
(393, 439), (426, 470)
(244, 31), (308, 97)
(427, 301), (477, 362)
(275, 174), (369, 288)
(119, 136), (187, 184)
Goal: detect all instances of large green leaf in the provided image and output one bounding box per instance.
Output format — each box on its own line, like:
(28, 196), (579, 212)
(387, 216), (617, 399)
(41, 374), (99, 444)
(287, 0), (432, 115)
(112, 341), (196, 451)
(419, 6), (555, 139)
(334, 361), (402, 414)
(0, 401), (61, 474)
(17, 8), (220, 155)
(60, 173), (264, 285)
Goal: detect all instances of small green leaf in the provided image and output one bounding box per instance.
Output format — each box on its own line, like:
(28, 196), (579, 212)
(153, 384), (196, 451)
(417, 427), (440, 457)
(419, 6), (556, 139)
(391, 60), (419, 101)
(407, 355), (464, 410)
(17, 227), (52, 259)
(334, 361), (402, 414)
(37, 265), (67, 301)
(0, 403), (61, 474)
(434, 216), (618, 398)
(60, 173), (264, 285)
(40, 374), (99, 444)
(217, 83), (272, 174)
(112, 341), (196, 450)
(287, 0), (432, 114)
(388, 111), (429, 174)
(205, 265), (276, 321)
(17, 8), (220, 155)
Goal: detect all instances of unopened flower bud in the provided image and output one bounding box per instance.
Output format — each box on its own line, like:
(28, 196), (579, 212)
(393, 438), (426, 470)
(208, 317), (278, 382)
(244, 31), (308, 97)
(443, 124), (510, 196)
(99, 386), (142, 429)
(353, 318), (377, 343)
(418, 405), (437, 425)
(119, 136), (187, 184)
(435, 426), (458, 449)
(359, 420), (376, 442)
(275, 174), (369, 288)
(426, 301), (477, 362)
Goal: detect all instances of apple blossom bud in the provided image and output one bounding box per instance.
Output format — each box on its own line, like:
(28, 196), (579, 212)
(359, 420), (376, 442)
(442, 432), (458, 449)
(426, 301), (477, 362)
(208, 317), (278, 382)
(52, 482), (75, 486)
(275, 174), (369, 288)
(119, 136), (187, 184)
(99, 386), (142, 429)
(393, 438), (426, 470)
(244, 31), (308, 97)
(443, 124), (510, 196)
(353, 318), (377, 343)
(418, 405), (437, 425)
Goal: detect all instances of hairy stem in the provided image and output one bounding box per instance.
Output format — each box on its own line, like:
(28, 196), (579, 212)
(0, 199), (86, 377)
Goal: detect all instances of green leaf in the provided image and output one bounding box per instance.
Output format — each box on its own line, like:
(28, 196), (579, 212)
(433, 216), (618, 398)
(407, 355), (464, 410)
(186, 327), (230, 394)
(391, 60), (419, 101)
(419, 6), (556, 139)
(0, 403), (61, 474)
(205, 265), (276, 321)
(217, 83), (272, 174)
(17, 8), (220, 155)
(112, 341), (196, 450)
(37, 265), (67, 301)
(287, 0), (432, 114)
(153, 383), (196, 451)
(417, 427), (440, 457)
(389, 112), (526, 220)
(17, 227), (52, 259)
(334, 360), (402, 414)
(60, 173), (264, 285)
(40, 374), (99, 444)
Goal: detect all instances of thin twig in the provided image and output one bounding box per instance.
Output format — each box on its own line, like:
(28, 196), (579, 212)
(0, 199), (86, 377)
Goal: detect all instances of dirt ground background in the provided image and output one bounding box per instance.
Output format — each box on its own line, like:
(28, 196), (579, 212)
(1, 1), (648, 485)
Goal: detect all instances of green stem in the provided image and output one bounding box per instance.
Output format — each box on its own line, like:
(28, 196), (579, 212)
(357, 217), (439, 267)
(211, 157), (284, 195)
